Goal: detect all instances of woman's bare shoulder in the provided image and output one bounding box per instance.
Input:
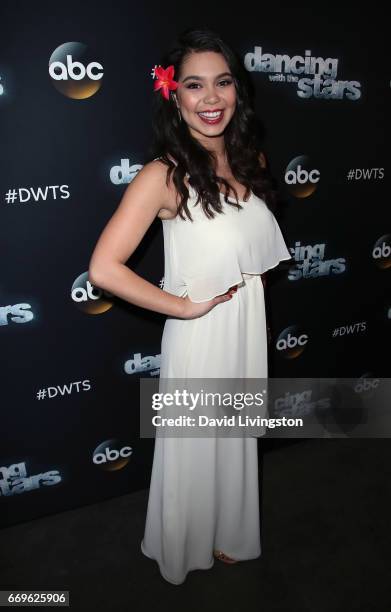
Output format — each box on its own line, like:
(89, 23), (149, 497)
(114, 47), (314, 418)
(147, 157), (182, 220)
(131, 159), (174, 219)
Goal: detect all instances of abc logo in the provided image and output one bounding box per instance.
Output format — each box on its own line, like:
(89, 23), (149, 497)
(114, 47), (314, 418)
(354, 374), (380, 396)
(49, 42), (103, 99)
(71, 271), (114, 314)
(285, 155), (320, 198)
(372, 234), (391, 269)
(276, 325), (308, 358)
(93, 440), (133, 471)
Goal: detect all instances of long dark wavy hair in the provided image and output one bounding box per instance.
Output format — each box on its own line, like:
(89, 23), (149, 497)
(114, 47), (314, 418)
(148, 26), (279, 222)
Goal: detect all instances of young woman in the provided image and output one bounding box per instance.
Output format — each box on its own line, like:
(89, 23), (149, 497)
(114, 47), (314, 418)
(88, 27), (292, 585)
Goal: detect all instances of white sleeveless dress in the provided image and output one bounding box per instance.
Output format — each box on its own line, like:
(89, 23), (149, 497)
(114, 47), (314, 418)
(141, 163), (292, 585)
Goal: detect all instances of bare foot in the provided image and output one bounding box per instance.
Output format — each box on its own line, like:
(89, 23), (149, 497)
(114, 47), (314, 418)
(213, 549), (238, 564)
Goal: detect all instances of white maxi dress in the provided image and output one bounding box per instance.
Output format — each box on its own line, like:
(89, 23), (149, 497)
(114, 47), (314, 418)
(141, 169), (292, 585)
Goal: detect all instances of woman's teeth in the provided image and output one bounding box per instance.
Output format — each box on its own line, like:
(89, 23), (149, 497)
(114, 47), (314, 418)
(198, 111), (222, 118)
(197, 110), (225, 124)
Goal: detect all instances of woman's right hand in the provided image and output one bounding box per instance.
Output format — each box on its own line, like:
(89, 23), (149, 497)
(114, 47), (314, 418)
(180, 285), (238, 320)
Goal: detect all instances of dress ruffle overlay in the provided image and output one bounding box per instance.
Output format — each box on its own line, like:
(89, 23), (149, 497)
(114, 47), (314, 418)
(141, 162), (292, 585)
(161, 182), (291, 303)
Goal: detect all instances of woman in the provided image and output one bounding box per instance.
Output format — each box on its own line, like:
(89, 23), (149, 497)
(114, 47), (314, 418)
(89, 27), (292, 585)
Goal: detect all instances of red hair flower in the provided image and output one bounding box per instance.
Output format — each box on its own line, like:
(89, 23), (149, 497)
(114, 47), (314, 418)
(152, 65), (179, 100)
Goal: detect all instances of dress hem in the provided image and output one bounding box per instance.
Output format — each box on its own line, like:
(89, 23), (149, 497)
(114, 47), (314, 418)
(141, 539), (215, 586)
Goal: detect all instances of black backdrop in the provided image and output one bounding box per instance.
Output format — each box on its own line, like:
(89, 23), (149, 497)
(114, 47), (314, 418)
(1, 1), (388, 528)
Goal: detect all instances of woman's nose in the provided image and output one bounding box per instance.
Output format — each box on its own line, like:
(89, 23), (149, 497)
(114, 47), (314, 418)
(203, 90), (220, 102)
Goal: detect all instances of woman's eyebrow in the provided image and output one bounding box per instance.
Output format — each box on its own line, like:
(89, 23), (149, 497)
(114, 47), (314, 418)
(181, 72), (232, 83)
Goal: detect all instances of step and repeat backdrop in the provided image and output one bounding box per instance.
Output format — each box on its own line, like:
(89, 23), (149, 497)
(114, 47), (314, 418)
(1, 3), (388, 527)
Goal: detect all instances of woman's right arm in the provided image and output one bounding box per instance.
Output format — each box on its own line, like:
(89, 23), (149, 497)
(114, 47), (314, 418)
(88, 161), (234, 319)
(88, 160), (188, 318)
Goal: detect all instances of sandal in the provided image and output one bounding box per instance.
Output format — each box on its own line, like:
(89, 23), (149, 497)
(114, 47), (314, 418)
(213, 549), (238, 564)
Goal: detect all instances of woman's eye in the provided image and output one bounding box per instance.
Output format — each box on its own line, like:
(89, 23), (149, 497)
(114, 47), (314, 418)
(186, 80), (233, 89)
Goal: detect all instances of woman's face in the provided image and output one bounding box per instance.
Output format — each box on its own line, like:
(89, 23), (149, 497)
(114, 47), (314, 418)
(174, 51), (236, 145)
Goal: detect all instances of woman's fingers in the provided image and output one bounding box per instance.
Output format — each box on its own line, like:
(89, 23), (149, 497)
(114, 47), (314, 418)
(211, 284), (239, 307)
(215, 286), (238, 303)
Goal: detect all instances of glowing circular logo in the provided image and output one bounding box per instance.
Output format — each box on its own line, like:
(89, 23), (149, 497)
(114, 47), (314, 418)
(49, 42), (103, 99)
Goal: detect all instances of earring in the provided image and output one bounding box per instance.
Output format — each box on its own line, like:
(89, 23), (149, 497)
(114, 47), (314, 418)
(173, 95), (182, 122)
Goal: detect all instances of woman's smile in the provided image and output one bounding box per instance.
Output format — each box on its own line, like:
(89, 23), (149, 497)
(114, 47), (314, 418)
(197, 110), (225, 124)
